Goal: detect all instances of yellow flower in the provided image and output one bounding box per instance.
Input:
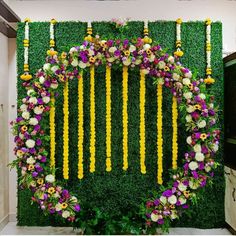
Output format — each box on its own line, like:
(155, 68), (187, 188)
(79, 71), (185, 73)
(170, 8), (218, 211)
(28, 164), (34, 171)
(174, 50), (184, 57)
(50, 18), (57, 25)
(143, 36), (152, 44)
(205, 18), (211, 25)
(188, 83), (193, 90)
(58, 74), (65, 82)
(20, 73), (32, 81)
(24, 18), (31, 23)
(21, 125), (28, 133)
(47, 187), (55, 194)
(89, 56), (96, 63)
(61, 202), (68, 209)
(204, 77), (215, 85)
(169, 204), (175, 209)
(84, 35), (93, 42)
(183, 191), (190, 198)
(194, 104), (201, 110)
(61, 52), (67, 59)
(146, 49), (152, 56)
(124, 50), (130, 56)
(164, 66), (170, 71)
(47, 50), (58, 56)
(176, 18), (182, 24)
(200, 133), (207, 141)
(37, 178), (44, 185)
(39, 105), (44, 110)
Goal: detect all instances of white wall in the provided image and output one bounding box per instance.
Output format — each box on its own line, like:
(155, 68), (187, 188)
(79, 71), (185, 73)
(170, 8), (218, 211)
(5, 0), (236, 218)
(0, 33), (9, 228)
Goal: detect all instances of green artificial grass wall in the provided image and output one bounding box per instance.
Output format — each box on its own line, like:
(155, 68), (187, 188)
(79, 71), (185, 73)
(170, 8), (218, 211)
(16, 21), (224, 233)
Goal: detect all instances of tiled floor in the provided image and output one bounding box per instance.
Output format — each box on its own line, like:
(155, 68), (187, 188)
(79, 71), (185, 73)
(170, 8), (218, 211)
(0, 222), (232, 235)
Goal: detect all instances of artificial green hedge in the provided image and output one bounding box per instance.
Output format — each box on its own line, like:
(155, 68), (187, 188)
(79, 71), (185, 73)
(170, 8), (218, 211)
(16, 21), (224, 233)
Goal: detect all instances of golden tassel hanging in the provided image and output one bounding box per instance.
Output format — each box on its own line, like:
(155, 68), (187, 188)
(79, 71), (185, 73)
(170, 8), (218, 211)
(172, 96), (178, 170)
(50, 93), (56, 168)
(122, 66), (129, 171)
(63, 80), (69, 179)
(78, 71), (84, 179)
(157, 84), (163, 184)
(106, 65), (112, 172)
(140, 70), (146, 174)
(89, 66), (96, 173)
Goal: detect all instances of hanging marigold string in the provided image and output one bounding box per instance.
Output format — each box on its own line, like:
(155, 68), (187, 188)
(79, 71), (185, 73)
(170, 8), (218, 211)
(172, 96), (178, 170)
(204, 18), (215, 85)
(49, 19), (57, 169)
(78, 71), (84, 179)
(157, 83), (163, 184)
(122, 66), (129, 171)
(50, 93), (56, 167)
(89, 66), (96, 173)
(20, 18), (32, 81)
(140, 70), (146, 174)
(106, 65), (112, 172)
(63, 80), (69, 179)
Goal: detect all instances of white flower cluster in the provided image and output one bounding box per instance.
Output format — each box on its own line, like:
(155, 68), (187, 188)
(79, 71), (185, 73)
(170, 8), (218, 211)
(50, 21), (54, 42)
(176, 21), (181, 42)
(206, 23), (211, 69)
(24, 22), (29, 65)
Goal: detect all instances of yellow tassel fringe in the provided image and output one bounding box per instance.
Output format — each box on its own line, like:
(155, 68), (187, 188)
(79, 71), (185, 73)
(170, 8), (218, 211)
(172, 96), (178, 170)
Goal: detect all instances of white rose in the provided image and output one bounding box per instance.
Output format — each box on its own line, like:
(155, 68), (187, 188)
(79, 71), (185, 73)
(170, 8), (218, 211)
(185, 71), (192, 78)
(170, 210), (178, 220)
(39, 76), (45, 84)
(193, 144), (201, 153)
(182, 78), (191, 86)
(178, 196), (187, 205)
(209, 103), (214, 108)
(195, 152), (205, 162)
(78, 61), (87, 69)
(45, 174), (55, 183)
(186, 136), (192, 145)
(123, 59), (131, 66)
(29, 118), (38, 126)
(189, 161), (198, 170)
(168, 195), (177, 205)
(51, 83), (58, 89)
(22, 111), (30, 120)
(26, 156), (36, 164)
(71, 196), (78, 203)
(129, 45), (136, 53)
(168, 56), (175, 64)
(186, 105), (195, 113)
(71, 59), (79, 67)
(27, 89), (34, 96)
(26, 139), (35, 148)
(43, 63), (51, 71)
(158, 61), (166, 69)
(34, 106), (43, 115)
(183, 92), (192, 100)
(178, 182), (187, 192)
(62, 210), (70, 218)
(198, 120), (206, 128)
(29, 97), (38, 105)
(88, 48), (95, 56)
(51, 65), (59, 73)
(42, 96), (50, 104)
(173, 73), (180, 81)
(189, 180), (198, 189)
(150, 213), (159, 222)
(185, 115), (192, 122)
(199, 93), (206, 100)
(108, 47), (117, 53)
(160, 196), (167, 204)
(55, 203), (62, 211)
(69, 47), (77, 54)
(20, 104), (27, 112)
(212, 143), (219, 152)
(149, 54), (155, 62)
(143, 44), (151, 50)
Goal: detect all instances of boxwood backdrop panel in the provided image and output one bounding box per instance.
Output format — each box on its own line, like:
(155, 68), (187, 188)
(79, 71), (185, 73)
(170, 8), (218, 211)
(16, 20), (224, 233)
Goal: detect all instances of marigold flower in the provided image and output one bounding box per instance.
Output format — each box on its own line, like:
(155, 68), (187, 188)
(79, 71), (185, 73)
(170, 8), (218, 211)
(200, 133), (207, 141)
(21, 125), (28, 132)
(48, 187), (55, 194)
(20, 73), (32, 81)
(176, 18), (182, 24)
(37, 178), (44, 185)
(61, 202), (68, 209)
(89, 56), (96, 63)
(47, 50), (58, 56)
(28, 164), (35, 171)
(194, 104), (201, 110)
(124, 50), (130, 56)
(50, 18), (57, 25)
(174, 50), (184, 57)
(204, 77), (215, 85)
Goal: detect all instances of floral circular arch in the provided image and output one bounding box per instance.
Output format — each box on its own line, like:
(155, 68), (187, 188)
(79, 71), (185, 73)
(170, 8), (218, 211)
(12, 36), (220, 228)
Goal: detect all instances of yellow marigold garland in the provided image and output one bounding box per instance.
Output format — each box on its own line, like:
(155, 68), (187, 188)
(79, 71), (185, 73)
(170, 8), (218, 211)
(50, 93), (56, 167)
(63, 80), (69, 179)
(122, 66), (129, 171)
(89, 66), (96, 173)
(106, 66), (112, 172)
(157, 84), (163, 184)
(78, 71), (84, 179)
(172, 96), (178, 170)
(140, 70), (146, 174)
